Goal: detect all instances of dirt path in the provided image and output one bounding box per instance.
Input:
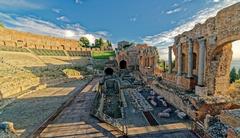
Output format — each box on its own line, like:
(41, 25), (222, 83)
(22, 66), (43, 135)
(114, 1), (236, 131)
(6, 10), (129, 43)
(0, 79), (90, 137)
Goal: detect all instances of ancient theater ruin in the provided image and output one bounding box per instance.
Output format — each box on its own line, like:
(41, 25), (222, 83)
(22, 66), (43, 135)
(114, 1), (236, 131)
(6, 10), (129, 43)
(1, 2), (240, 138)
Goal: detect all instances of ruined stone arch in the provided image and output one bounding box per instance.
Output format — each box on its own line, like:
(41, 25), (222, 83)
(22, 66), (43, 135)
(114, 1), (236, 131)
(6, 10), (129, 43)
(169, 3), (240, 95)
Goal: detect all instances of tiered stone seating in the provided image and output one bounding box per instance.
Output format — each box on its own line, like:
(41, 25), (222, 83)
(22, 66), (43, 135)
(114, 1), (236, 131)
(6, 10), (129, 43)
(30, 48), (66, 56)
(0, 46), (29, 53)
(67, 51), (91, 57)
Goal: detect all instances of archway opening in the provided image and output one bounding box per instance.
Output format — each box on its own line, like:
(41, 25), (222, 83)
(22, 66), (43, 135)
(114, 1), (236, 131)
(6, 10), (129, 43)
(104, 67), (114, 76)
(182, 53), (186, 74)
(119, 60), (127, 69)
(193, 53), (197, 70)
(209, 40), (240, 97)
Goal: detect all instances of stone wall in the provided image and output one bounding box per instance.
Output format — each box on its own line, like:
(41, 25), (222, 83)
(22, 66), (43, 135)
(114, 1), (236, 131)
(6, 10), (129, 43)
(166, 2), (240, 96)
(0, 28), (111, 51)
(139, 46), (159, 76)
(116, 44), (160, 76)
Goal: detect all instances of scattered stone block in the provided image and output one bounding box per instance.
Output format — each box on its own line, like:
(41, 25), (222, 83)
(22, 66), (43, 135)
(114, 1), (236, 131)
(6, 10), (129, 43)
(177, 111), (187, 119)
(150, 100), (157, 107)
(163, 108), (172, 113)
(158, 112), (170, 118)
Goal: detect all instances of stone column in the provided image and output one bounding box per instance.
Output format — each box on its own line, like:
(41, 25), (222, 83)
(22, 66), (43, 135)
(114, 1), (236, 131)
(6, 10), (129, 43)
(168, 46), (172, 73)
(177, 43), (182, 76)
(187, 39), (193, 78)
(197, 38), (206, 86)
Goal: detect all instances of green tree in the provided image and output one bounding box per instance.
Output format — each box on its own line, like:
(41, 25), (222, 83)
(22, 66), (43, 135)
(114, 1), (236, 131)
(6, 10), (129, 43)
(238, 68), (240, 80)
(94, 38), (101, 48)
(230, 67), (237, 83)
(79, 37), (90, 47)
(159, 59), (166, 71)
(0, 22), (4, 28)
(106, 40), (112, 47)
(94, 38), (110, 49)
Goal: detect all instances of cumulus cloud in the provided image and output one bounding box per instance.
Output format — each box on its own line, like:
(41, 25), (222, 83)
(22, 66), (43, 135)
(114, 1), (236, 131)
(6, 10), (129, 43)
(0, 12), (108, 44)
(0, 0), (43, 9)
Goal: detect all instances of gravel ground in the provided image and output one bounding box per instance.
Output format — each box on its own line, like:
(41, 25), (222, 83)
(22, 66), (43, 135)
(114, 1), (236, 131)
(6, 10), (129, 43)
(0, 79), (89, 137)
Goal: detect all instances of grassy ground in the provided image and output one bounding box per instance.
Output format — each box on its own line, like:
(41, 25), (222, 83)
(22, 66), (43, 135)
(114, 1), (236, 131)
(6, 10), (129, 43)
(92, 51), (115, 59)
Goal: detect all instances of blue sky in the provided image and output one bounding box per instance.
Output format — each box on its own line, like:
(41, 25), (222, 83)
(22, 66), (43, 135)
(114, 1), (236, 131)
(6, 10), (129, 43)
(0, 0), (240, 59)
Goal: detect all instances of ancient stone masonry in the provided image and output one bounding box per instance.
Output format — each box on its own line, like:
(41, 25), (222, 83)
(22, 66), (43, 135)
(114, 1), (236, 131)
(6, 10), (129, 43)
(139, 46), (159, 76)
(164, 3), (240, 95)
(0, 28), (112, 51)
(116, 44), (160, 76)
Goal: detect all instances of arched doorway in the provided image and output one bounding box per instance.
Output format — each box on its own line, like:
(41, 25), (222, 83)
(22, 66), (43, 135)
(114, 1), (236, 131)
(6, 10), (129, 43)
(193, 53), (197, 70)
(104, 67), (114, 76)
(119, 60), (127, 69)
(182, 53), (186, 74)
(208, 40), (240, 96)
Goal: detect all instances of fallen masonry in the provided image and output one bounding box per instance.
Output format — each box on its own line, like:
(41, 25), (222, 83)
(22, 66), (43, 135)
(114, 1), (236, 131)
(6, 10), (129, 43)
(90, 61), (197, 137)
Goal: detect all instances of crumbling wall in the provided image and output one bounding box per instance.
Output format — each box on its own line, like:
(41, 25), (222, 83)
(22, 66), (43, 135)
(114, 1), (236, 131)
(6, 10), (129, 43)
(170, 3), (240, 96)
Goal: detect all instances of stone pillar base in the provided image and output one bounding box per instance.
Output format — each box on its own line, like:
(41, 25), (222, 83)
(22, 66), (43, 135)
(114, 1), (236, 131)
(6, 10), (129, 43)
(195, 86), (208, 97)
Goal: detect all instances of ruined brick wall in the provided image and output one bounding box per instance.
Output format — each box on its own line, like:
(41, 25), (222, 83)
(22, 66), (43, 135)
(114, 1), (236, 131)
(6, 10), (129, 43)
(171, 2), (240, 96)
(0, 28), (112, 51)
(139, 46), (159, 76)
(115, 44), (160, 75)
(0, 28), (80, 50)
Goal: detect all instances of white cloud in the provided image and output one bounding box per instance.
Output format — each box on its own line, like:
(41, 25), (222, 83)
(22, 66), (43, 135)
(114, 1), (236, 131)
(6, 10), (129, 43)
(166, 8), (182, 15)
(143, 0), (240, 60)
(183, 0), (193, 3)
(130, 17), (137, 22)
(172, 3), (179, 7)
(143, 0), (240, 48)
(213, 0), (221, 3)
(0, 12), (108, 44)
(0, 0), (42, 9)
(52, 8), (62, 14)
(56, 16), (70, 22)
(75, 0), (83, 4)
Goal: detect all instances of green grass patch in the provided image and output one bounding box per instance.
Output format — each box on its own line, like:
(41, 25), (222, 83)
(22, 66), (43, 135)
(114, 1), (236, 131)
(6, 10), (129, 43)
(92, 51), (115, 59)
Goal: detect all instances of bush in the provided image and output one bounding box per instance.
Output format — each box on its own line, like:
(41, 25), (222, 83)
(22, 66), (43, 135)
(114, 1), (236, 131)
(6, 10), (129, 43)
(63, 68), (83, 79)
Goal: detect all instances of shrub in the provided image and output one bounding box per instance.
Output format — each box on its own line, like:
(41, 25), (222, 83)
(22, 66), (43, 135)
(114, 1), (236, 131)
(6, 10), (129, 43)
(63, 68), (83, 79)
